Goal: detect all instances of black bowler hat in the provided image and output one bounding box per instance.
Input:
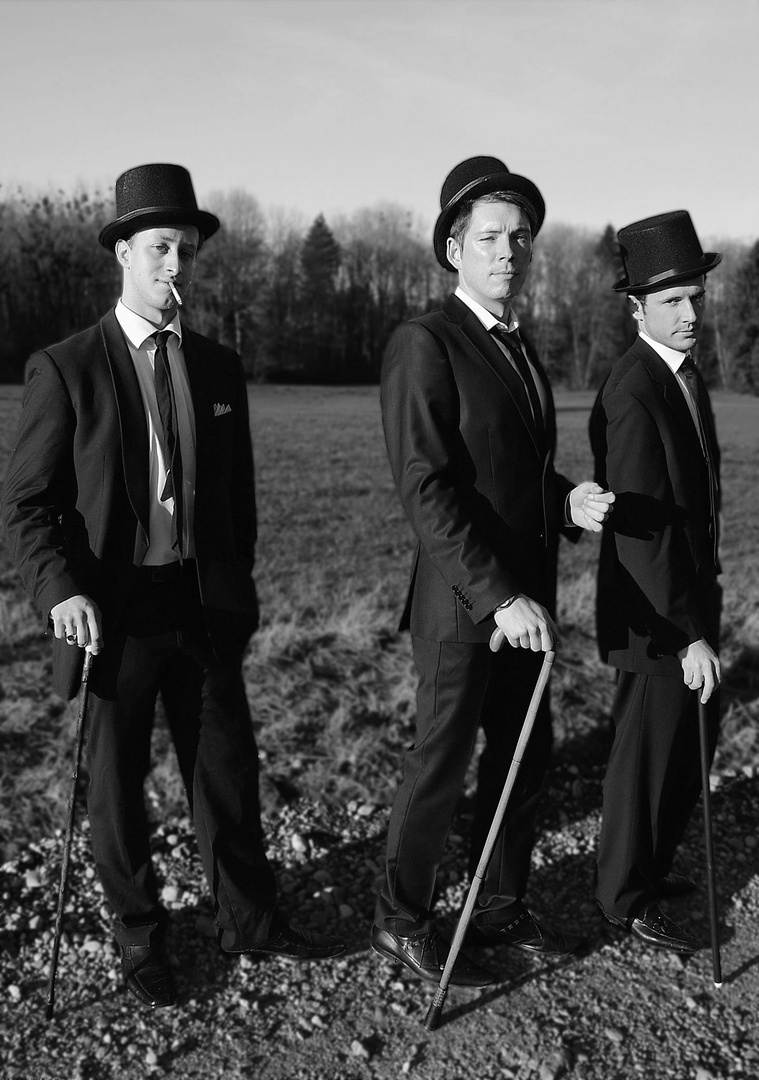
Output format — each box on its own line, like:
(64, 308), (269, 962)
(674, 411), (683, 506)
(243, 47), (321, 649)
(613, 210), (721, 294)
(99, 163), (220, 250)
(433, 155), (545, 271)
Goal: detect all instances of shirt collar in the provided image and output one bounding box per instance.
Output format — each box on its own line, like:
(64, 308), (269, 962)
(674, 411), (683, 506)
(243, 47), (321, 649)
(639, 330), (687, 375)
(115, 299), (183, 350)
(455, 286), (519, 333)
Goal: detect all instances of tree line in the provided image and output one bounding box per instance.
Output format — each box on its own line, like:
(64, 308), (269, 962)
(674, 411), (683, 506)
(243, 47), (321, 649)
(1, 183), (757, 392)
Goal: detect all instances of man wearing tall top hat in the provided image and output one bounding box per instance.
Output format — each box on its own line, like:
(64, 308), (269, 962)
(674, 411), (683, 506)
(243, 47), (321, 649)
(590, 210), (722, 954)
(371, 156), (615, 986)
(2, 163), (343, 1010)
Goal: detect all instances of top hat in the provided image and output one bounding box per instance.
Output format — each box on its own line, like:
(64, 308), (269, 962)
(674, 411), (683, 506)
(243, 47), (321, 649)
(99, 163), (220, 250)
(613, 210), (721, 294)
(433, 156), (545, 271)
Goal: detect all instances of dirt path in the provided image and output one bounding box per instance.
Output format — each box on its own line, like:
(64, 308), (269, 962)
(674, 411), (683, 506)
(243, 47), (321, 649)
(2, 769), (758, 1080)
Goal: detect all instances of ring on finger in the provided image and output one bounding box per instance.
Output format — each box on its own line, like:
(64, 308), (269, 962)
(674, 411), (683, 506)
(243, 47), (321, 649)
(66, 634), (77, 643)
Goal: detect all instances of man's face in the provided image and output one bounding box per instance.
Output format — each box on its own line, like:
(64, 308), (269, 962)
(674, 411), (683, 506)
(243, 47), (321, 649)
(633, 277), (706, 353)
(446, 199), (533, 316)
(117, 225), (199, 324)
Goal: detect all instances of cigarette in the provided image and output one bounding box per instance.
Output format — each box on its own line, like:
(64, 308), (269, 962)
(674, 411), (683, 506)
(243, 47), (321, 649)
(168, 281), (182, 306)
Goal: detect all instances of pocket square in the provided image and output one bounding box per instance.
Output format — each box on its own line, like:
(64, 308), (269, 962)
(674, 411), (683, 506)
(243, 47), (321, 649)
(213, 403), (232, 417)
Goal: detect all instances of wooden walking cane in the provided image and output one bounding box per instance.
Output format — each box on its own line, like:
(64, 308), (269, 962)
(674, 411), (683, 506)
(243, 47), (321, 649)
(697, 694), (722, 989)
(424, 647), (556, 1031)
(45, 649), (94, 1020)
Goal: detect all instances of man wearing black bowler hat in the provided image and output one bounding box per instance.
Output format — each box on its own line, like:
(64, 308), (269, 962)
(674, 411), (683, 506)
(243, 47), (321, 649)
(371, 156), (615, 986)
(2, 163), (343, 1010)
(590, 210), (722, 954)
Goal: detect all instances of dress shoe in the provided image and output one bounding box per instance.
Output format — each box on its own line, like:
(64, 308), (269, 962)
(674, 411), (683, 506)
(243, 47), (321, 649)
(469, 907), (586, 956)
(226, 922), (345, 961)
(120, 944), (176, 1008)
(656, 872), (697, 898)
(600, 901), (701, 955)
(371, 925), (494, 987)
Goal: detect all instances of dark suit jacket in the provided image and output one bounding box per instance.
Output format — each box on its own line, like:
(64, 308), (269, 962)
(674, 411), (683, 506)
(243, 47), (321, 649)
(2, 309), (259, 698)
(590, 336), (721, 676)
(381, 293), (577, 645)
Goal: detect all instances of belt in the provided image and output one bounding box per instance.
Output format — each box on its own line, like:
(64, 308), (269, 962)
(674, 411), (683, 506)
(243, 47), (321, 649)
(134, 559), (197, 582)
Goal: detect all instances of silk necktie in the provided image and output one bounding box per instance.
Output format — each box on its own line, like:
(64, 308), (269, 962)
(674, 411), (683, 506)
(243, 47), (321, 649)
(152, 330), (185, 559)
(679, 354), (719, 566)
(491, 325), (545, 445)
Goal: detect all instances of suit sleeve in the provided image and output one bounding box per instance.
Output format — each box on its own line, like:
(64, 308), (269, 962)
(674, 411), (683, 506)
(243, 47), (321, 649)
(2, 351), (85, 621)
(602, 385), (705, 655)
(381, 321), (522, 625)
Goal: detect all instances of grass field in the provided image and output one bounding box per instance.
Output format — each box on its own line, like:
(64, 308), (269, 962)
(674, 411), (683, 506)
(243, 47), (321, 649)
(1, 384), (757, 862)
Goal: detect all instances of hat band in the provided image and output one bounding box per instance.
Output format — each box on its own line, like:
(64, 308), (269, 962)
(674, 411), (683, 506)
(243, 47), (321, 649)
(440, 173), (511, 218)
(627, 258), (711, 290)
(641, 260), (708, 286)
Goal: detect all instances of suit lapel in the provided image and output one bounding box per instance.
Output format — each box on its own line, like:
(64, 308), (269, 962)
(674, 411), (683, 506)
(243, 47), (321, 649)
(99, 310), (150, 548)
(442, 294), (545, 459)
(181, 328), (211, 461)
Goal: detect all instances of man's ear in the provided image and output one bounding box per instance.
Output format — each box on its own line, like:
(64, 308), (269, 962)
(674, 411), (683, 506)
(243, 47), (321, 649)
(628, 294), (644, 327)
(446, 235), (462, 272)
(115, 239), (131, 271)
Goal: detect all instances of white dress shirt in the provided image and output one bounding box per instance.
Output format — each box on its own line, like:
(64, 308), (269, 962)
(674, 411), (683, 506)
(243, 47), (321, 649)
(115, 301), (197, 564)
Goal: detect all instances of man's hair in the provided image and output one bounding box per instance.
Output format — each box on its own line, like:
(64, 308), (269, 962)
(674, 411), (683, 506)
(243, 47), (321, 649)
(449, 192), (538, 249)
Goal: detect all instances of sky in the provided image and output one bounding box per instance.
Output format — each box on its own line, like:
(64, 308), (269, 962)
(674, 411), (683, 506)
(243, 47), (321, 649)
(2, 0), (759, 244)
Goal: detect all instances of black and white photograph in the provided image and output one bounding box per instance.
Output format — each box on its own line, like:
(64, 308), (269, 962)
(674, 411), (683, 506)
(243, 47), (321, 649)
(1, 2), (757, 1078)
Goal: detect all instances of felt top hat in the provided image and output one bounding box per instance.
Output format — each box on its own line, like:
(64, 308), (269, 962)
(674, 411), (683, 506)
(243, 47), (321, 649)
(433, 156), (545, 271)
(99, 163), (220, 250)
(613, 210), (721, 294)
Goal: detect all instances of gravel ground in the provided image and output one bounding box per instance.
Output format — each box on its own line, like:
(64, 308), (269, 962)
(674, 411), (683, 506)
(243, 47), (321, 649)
(2, 764), (758, 1080)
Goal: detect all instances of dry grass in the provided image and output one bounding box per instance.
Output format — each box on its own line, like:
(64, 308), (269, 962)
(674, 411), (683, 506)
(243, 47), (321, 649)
(0, 384), (757, 860)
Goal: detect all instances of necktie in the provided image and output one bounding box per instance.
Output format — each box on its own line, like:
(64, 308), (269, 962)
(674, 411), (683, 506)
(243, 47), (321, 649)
(679, 355), (719, 566)
(491, 325), (545, 445)
(152, 331), (185, 559)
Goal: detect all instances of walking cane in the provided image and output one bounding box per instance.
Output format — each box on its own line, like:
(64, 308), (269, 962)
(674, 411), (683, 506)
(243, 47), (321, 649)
(45, 649), (94, 1020)
(697, 694), (722, 988)
(424, 647), (556, 1031)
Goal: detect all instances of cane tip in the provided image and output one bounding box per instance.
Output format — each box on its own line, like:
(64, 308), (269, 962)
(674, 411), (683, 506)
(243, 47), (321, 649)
(714, 981), (723, 990)
(423, 1002), (444, 1031)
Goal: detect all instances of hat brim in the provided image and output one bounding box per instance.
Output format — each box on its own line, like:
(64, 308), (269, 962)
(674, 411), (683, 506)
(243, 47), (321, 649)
(433, 171), (545, 271)
(613, 253), (722, 294)
(99, 207), (220, 250)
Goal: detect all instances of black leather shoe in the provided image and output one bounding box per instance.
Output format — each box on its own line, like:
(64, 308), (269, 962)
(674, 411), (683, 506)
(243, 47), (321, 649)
(656, 872), (697, 898)
(601, 901), (701, 955)
(371, 925), (495, 987)
(469, 907), (586, 956)
(233, 922), (345, 961)
(121, 944), (176, 1008)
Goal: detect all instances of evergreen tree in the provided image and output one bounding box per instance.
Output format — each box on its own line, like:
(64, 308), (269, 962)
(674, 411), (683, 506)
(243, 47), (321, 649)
(294, 214), (342, 379)
(300, 214), (341, 303)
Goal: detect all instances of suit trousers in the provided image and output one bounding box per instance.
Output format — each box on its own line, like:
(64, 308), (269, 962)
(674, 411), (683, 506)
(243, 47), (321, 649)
(85, 570), (276, 949)
(375, 636), (553, 935)
(596, 667), (720, 920)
